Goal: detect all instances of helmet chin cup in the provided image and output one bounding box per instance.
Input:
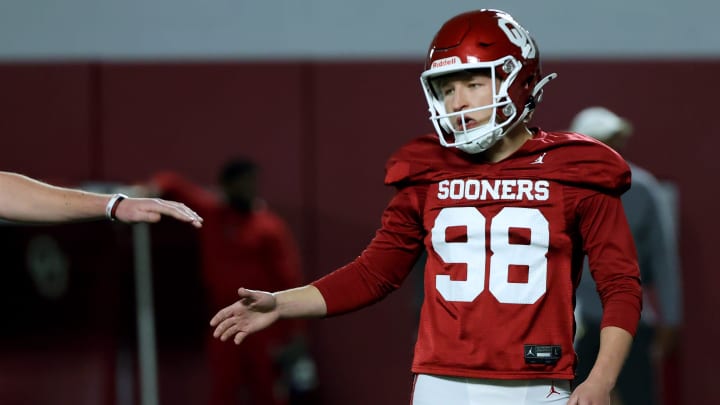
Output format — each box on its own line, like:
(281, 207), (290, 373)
(456, 127), (504, 154)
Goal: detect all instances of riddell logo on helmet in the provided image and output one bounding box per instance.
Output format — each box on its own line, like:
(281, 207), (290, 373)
(431, 56), (462, 69)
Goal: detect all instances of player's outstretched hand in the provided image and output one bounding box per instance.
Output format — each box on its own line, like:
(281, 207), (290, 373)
(210, 288), (280, 345)
(114, 197), (203, 228)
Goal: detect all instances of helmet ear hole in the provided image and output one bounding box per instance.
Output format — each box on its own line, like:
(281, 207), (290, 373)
(525, 95), (536, 110)
(524, 75), (536, 88)
(524, 75), (537, 108)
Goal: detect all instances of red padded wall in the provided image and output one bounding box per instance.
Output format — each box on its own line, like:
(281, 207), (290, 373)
(0, 63), (95, 182)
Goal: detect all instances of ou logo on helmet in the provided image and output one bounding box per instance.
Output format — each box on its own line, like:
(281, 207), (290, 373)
(497, 17), (537, 59)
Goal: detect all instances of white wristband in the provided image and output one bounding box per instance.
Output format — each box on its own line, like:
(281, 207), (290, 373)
(105, 193), (128, 221)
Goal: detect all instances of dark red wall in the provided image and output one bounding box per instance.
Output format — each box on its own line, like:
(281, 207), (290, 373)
(0, 60), (714, 404)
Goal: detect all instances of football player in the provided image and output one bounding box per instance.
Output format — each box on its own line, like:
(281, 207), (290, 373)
(210, 9), (641, 405)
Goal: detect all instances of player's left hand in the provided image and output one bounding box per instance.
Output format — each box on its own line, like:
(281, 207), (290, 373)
(114, 197), (203, 228)
(566, 378), (612, 405)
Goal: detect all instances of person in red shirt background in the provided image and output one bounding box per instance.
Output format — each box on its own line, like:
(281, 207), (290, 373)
(148, 158), (315, 405)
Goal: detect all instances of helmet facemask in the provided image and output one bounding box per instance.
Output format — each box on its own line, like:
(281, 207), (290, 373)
(421, 56), (522, 154)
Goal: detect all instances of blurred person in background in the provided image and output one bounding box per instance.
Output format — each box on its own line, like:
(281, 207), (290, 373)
(209, 9), (643, 405)
(0, 170), (202, 226)
(145, 158), (316, 405)
(570, 106), (682, 405)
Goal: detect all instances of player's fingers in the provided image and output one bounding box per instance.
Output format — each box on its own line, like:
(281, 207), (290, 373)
(234, 331), (249, 345)
(167, 201), (203, 223)
(151, 199), (203, 224)
(210, 305), (236, 327)
(213, 319), (234, 339)
(213, 312), (247, 338)
(219, 322), (244, 342)
(114, 199), (199, 226)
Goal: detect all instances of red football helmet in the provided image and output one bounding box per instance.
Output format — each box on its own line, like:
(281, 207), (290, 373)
(420, 9), (557, 153)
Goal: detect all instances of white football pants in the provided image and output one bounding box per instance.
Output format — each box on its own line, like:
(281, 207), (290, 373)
(412, 374), (571, 405)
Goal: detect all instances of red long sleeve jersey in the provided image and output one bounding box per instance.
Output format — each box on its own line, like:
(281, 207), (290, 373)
(312, 130), (642, 380)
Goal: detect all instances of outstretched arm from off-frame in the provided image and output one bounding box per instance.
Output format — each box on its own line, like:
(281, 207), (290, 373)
(0, 171), (203, 227)
(210, 285), (327, 345)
